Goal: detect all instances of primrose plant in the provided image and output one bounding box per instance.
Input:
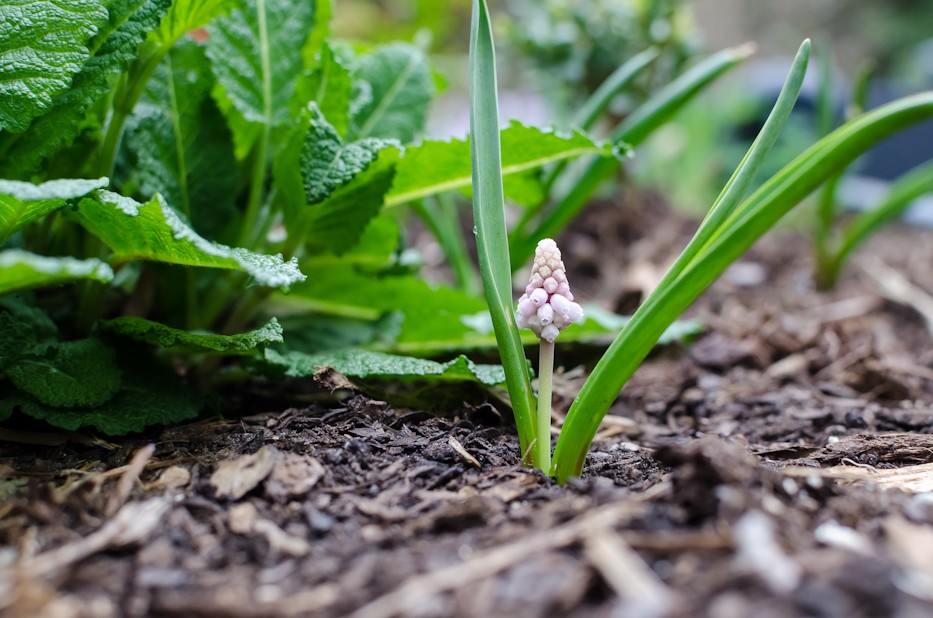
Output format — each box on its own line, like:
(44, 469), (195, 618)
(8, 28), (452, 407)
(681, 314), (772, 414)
(469, 0), (933, 480)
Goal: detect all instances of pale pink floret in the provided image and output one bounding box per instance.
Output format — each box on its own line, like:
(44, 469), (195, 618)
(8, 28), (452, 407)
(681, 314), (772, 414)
(529, 288), (548, 307)
(540, 324), (560, 343)
(517, 298), (536, 317)
(514, 238), (584, 341)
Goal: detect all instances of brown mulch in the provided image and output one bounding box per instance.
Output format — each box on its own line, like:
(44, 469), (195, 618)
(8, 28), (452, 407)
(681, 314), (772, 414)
(2, 195), (933, 617)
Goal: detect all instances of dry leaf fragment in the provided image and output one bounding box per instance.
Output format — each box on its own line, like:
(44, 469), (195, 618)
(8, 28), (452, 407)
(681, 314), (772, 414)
(266, 452), (325, 500)
(210, 445), (278, 500)
(150, 465), (191, 491)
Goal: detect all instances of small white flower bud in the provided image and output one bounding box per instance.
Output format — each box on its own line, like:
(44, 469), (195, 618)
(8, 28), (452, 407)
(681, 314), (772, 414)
(518, 298), (536, 317)
(529, 288), (548, 307)
(549, 292), (571, 317)
(516, 312), (529, 328)
(566, 301), (584, 323)
(537, 303), (554, 325)
(540, 324), (560, 343)
(543, 277), (558, 294)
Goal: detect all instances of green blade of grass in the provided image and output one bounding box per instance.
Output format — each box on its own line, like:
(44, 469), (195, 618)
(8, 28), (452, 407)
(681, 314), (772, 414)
(822, 160), (933, 287)
(553, 90), (933, 482)
(657, 40), (811, 284)
(573, 48), (661, 132)
(469, 0), (537, 465)
(520, 48), (659, 231)
(512, 44), (755, 266)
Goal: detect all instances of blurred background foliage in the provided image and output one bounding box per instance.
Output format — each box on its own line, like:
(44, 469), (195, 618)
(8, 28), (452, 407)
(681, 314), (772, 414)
(332, 0), (933, 223)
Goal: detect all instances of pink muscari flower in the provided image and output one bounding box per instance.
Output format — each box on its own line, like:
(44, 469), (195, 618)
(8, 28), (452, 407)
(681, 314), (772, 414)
(516, 238), (583, 342)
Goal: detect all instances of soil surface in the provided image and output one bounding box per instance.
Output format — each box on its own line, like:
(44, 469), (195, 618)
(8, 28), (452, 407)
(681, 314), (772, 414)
(3, 195), (933, 618)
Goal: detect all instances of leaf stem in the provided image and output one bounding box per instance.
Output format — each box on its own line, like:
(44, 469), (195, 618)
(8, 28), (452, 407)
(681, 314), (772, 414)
(537, 339), (554, 474)
(238, 0), (274, 248)
(96, 46), (165, 178)
(415, 195), (482, 295)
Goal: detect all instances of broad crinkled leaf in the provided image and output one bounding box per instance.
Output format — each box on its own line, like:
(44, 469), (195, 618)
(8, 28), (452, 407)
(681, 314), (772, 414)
(1, 353), (200, 434)
(98, 316), (283, 354)
(289, 265), (487, 350)
(124, 40), (237, 236)
(349, 42), (433, 143)
(0, 311), (38, 372)
(0, 295), (58, 341)
(151, 0), (232, 46)
(0, 250), (114, 295)
(386, 122), (614, 207)
(4, 337), (120, 407)
(0, 177), (109, 242)
(70, 190), (305, 288)
(301, 106), (395, 204)
(262, 348), (505, 386)
(293, 44), (352, 136)
(0, 0), (109, 133)
(206, 0), (316, 149)
(304, 148), (399, 254)
(0, 0), (172, 178)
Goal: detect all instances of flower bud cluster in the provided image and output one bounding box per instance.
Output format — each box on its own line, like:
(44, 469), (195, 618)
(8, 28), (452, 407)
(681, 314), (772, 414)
(516, 238), (583, 343)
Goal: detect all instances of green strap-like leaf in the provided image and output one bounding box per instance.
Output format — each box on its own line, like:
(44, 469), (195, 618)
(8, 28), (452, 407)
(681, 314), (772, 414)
(0, 0), (109, 133)
(349, 42), (433, 143)
(0, 250), (114, 296)
(386, 121), (613, 208)
(469, 0), (537, 463)
(553, 92), (933, 482)
(70, 190), (305, 288)
(0, 177), (109, 243)
(0, 0), (172, 178)
(97, 316), (283, 354)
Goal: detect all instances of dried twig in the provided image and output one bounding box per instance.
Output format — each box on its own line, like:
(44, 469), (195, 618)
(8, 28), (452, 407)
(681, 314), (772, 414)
(584, 526), (679, 613)
(106, 443), (155, 516)
(0, 497), (170, 581)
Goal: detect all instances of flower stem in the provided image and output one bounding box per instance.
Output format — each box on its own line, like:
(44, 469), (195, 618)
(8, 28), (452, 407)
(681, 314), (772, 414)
(537, 339), (554, 474)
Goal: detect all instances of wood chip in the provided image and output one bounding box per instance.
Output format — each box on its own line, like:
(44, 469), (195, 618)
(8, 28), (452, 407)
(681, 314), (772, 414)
(448, 436), (481, 468)
(884, 516), (933, 600)
(229, 501), (311, 557)
(784, 462), (933, 493)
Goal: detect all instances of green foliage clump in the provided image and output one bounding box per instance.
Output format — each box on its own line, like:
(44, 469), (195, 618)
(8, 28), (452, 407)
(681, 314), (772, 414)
(0, 0), (628, 434)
